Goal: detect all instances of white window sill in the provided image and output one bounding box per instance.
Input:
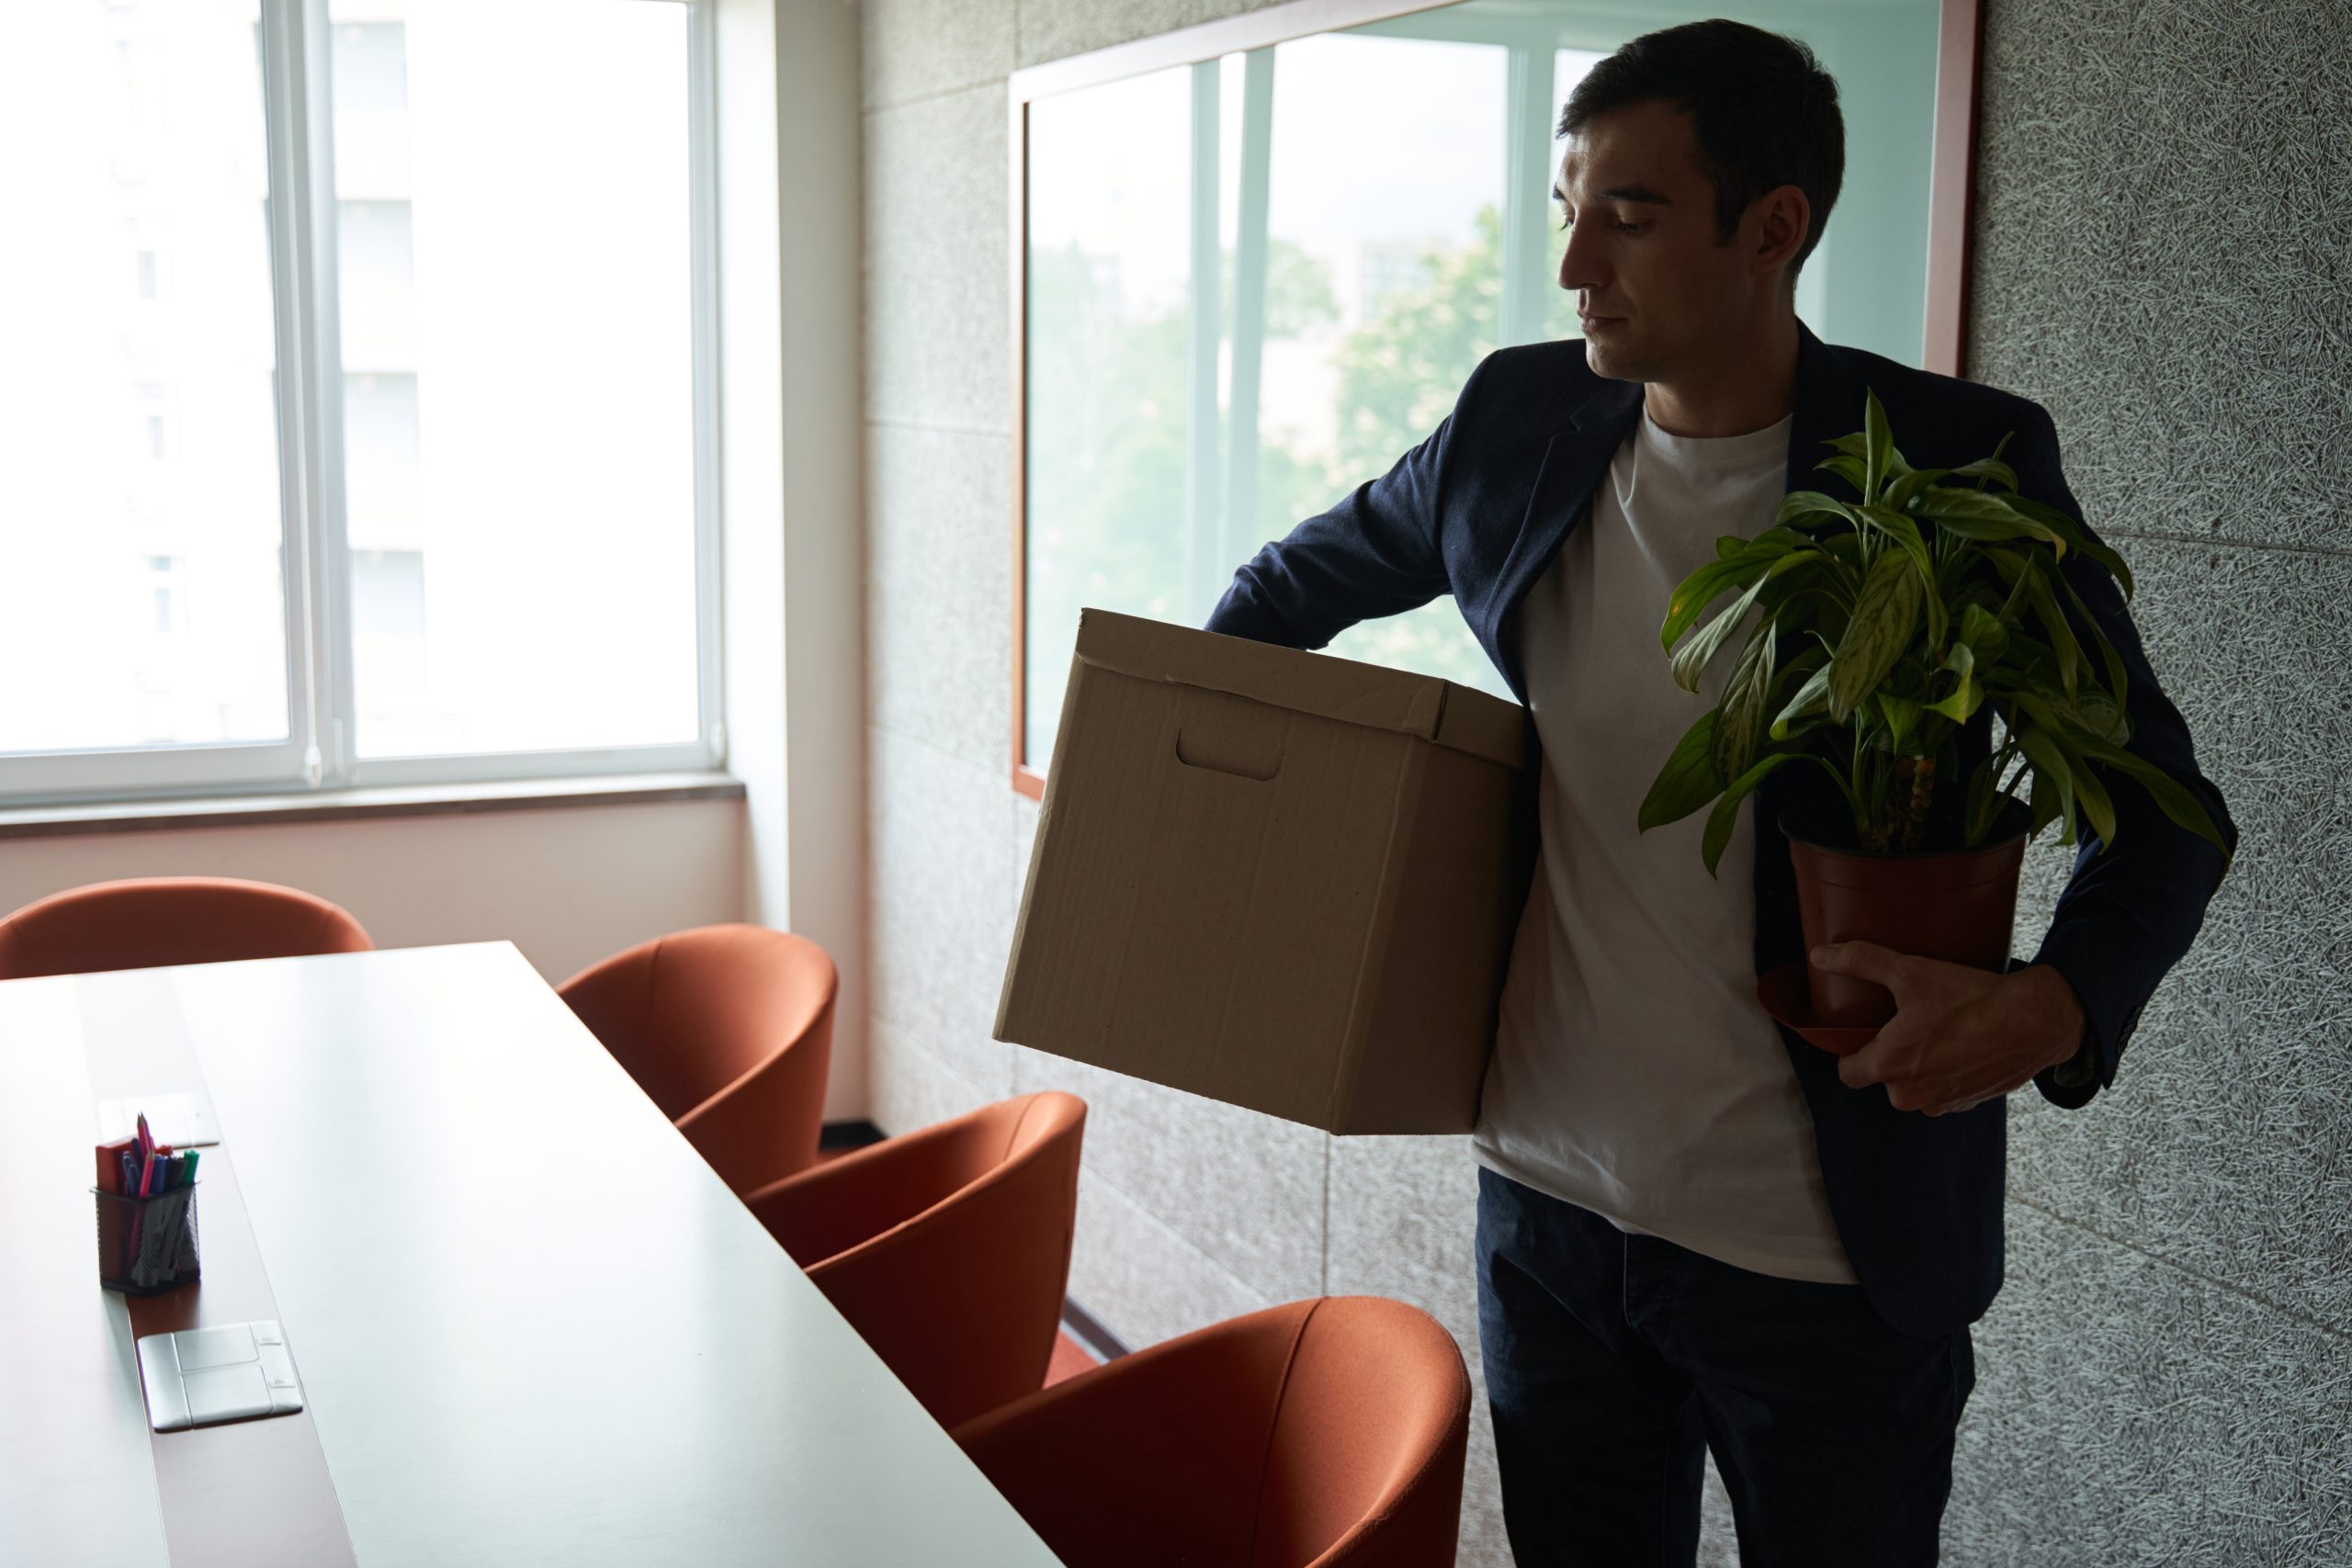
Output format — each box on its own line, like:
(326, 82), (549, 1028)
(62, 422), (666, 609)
(0, 772), (746, 842)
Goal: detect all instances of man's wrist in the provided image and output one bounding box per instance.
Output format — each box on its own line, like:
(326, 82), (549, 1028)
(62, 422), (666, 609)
(2029, 964), (2096, 1085)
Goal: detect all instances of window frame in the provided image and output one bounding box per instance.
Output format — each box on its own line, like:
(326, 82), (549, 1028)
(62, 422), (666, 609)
(1003, 0), (1985, 801)
(2, 0), (726, 809)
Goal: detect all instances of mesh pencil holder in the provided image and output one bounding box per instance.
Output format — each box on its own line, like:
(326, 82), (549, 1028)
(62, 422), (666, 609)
(94, 1183), (201, 1296)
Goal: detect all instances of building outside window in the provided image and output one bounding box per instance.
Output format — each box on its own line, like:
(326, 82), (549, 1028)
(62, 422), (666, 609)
(0, 0), (720, 802)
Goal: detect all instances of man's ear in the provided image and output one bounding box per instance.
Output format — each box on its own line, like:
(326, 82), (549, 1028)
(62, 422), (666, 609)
(1752, 184), (1812, 277)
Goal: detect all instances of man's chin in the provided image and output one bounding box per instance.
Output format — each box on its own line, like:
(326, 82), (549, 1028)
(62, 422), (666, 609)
(1580, 333), (1645, 383)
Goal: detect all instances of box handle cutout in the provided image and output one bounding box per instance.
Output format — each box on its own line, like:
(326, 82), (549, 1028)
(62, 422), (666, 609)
(1175, 726), (1282, 782)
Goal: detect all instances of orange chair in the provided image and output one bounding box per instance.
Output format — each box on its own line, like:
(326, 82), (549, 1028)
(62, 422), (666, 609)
(0, 875), (373, 981)
(558, 923), (837, 1198)
(949, 1296), (1471, 1568)
(744, 1091), (1085, 1430)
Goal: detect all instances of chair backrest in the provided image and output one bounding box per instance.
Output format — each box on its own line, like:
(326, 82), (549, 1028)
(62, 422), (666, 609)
(1254, 1296), (1471, 1567)
(746, 1091), (1086, 1430)
(0, 876), (373, 981)
(557, 923), (837, 1193)
(948, 1295), (1471, 1568)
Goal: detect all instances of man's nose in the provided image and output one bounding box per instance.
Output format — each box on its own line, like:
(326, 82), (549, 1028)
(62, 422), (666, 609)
(1558, 221), (1607, 295)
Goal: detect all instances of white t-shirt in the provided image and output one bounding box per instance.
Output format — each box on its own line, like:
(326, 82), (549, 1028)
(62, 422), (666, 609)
(1469, 404), (1857, 1286)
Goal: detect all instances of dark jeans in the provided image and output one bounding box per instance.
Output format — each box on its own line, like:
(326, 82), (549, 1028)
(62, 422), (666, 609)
(1474, 1167), (1975, 1567)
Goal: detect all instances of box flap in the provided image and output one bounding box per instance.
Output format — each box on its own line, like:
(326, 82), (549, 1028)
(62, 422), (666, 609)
(1074, 607), (1530, 771)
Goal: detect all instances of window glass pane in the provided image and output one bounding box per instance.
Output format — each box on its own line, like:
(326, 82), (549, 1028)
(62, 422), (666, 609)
(1274, 31), (1512, 695)
(0, 0), (288, 754)
(1020, 0), (1940, 777)
(1023, 64), (1193, 773)
(331, 0), (698, 759)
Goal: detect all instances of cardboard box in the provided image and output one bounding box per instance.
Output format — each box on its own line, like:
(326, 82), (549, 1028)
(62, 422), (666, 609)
(994, 609), (1537, 1134)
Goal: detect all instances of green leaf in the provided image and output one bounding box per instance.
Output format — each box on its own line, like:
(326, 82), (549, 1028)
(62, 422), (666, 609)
(1827, 551), (1924, 723)
(1925, 639), (1982, 723)
(1882, 467), (1951, 512)
(1908, 488), (2064, 547)
(1963, 757), (2009, 845)
(1713, 626), (1778, 783)
(2014, 722), (2077, 847)
(2068, 740), (2118, 846)
(2006, 494), (2134, 594)
(1859, 503), (1945, 648)
(1638, 708), (1724, 831)
(1776, 490), (1860, 531)
(1815, 453), (1868, 497)
(1671, 574), (1770, 693)
(1698, 752), (1848, 877)
(1657, 534), (1800, 651)
(1668, 549), (1830, 691)
(2054, 567), (2132, 715)
(2018, 709), (2116, 845)
(2049, 687), (2128, 743)
(1956, 602), (2009, 668)
(1769, 663), (1835, 739)
(2074, 738), (2233, 858)
(2019, 560), (2084, 699)
(1944, 456), (2018, 492)
(1876, 692), (1923, 753)
(1862, 388), (1894, 503)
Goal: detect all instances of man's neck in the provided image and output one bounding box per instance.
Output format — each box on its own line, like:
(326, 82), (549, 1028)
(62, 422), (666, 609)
(1642, 310), (1802, 439)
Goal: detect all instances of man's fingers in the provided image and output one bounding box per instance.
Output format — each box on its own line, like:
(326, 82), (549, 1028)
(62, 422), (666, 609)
(1837, 1026), (1894, 1089)
(1811, 939), (1910, 990)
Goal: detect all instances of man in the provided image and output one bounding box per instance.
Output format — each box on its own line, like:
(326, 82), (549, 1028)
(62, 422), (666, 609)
(1204, 18), (2232, 1566)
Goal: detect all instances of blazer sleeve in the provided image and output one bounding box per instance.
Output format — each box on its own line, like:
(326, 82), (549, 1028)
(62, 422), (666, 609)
(1201, 365), (1473, 649)
(2012, 401), (2237, 1109)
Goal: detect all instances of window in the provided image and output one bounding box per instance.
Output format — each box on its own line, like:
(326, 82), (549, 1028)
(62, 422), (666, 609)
(1014, 0), (1941, 786)
(0, 0), (720, 805)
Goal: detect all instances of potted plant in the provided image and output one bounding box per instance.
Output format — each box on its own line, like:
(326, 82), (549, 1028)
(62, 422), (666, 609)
(1637, 389), (2229, 1035)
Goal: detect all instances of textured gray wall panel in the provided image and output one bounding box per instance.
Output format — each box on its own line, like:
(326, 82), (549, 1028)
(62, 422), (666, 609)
(1948, 1203), (2352, 1565)
(867, 724), (1017, 1095)
(1061, 1165), (1276, 1353)
(865, 422), (1012, 770)
(1968, 0), (2352, 551)
(2008, 539), (2351, 1329)
(863, 0), (1016, 112)
(1014, 0), (1291, 70)
(1008, 1048), (1328, 1304)
(869, 1015), (1001, 1147)
(865, 84), (1010, 432)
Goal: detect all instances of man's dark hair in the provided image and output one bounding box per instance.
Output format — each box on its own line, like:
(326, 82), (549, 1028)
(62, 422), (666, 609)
(1558, 18), (1844, 282)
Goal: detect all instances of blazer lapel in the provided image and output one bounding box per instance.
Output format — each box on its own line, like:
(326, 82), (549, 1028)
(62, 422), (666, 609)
(1755, 321), (1878, 980)
(1785, 320), (1872, 501)
(1487, 323), (1871, 702)
(1485, 374), (1641, 699)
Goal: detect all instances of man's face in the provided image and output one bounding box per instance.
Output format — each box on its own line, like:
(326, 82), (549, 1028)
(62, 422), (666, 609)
(1555, 98), (1797, 384)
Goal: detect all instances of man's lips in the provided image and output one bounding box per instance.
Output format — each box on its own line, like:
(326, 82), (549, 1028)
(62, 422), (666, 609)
(1579, 313), (1622, 330)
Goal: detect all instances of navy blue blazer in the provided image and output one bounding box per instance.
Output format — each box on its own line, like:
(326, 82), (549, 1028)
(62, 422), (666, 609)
(1204, 319), (2233, 1339)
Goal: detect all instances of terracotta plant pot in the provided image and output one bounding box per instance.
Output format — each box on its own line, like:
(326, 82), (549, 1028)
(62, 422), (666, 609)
(1782, 803), (2030, 1028)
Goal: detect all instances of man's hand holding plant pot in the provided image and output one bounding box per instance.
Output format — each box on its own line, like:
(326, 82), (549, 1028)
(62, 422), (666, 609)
(1813, 942), (2086, 1116)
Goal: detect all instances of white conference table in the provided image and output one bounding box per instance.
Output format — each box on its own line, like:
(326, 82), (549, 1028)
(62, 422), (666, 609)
(0, 941), (1065, 1567)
